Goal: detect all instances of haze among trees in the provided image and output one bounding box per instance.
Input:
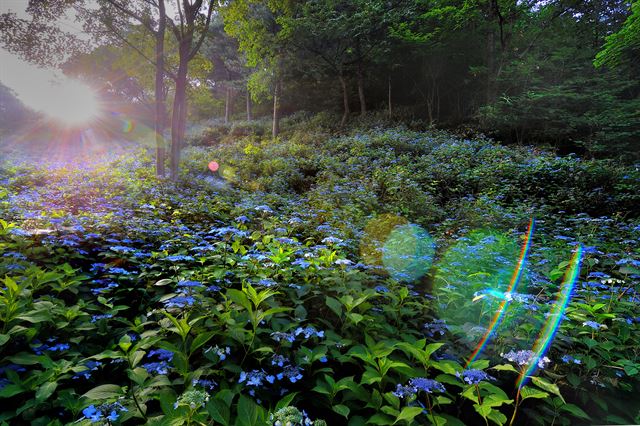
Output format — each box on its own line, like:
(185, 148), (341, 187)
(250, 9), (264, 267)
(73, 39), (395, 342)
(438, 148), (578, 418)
(2, 0), (638, 174)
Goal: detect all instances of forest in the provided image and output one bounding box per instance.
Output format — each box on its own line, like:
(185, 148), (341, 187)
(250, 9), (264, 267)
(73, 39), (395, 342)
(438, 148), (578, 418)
(0, 0), (639, 425)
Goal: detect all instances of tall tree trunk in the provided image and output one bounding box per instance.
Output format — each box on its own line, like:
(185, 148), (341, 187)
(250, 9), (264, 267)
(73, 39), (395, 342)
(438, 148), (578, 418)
(486, 0), (498, 104)
(387, 74), (392, 118)
(357, 62), (366, 115)
(170, 52), (189, 180)
(339, 72), (350, 127)
(272, 79), (281, 138)
(154, 0), (166, 177)
(224, 86), (232, 123)
(246, 88), (252, 121)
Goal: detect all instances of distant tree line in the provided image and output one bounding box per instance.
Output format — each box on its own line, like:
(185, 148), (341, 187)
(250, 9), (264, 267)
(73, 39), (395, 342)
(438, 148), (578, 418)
(1, 0), (638, 172)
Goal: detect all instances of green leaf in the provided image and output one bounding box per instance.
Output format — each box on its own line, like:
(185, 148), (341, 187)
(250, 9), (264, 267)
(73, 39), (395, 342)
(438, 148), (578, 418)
(530, 376), (564, 402)
(235, 395), (262, 426)
(333, 404), (350, 418)
(393, 406), (423, 424)
(275, 392), (297, 411)
(118, 334), (132, 353)
(561, 403), (591, 420)
(128, 367), (149, 386)
(487, 409), (508, 426)
(227, 289), (252, 312)
(347, 312), (364, 324)
(35, 381), (57, 402)
(7, 353), (43, 365)
(190, 331), (215, 354)
(154, 278), (173, 286)
(16, 309), (51, 323)
(0, 383), (26, 398)
(491, 363), (518, 373)
(82, 384), (123, 400)
(0, 334), (9, 346)
(129, 350), (146, 368)
(368, 413), (395, 425)
(206, 398), (230, 426)
(325, 296), (343, 317)
(519, 386), (549, 400)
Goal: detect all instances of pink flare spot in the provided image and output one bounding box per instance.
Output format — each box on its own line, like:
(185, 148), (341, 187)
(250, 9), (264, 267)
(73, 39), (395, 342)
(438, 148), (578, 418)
(208, 161), (219, 172)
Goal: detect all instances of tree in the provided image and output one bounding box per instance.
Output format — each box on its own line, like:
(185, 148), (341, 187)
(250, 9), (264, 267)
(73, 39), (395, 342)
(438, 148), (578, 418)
(594, 0), (640, 74)
(223, 0), (294, 138)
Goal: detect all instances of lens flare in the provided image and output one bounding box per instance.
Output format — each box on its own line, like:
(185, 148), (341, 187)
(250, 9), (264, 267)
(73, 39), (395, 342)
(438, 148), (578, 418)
(382, 223), (435, 282)
(435, 228), (525, 340)
(516, 244), (583, 388)
(465, 218), (535, 367)
(360, 214), (408, 267)
(38, 79), (101, 127)
(122, 119), (136, 133)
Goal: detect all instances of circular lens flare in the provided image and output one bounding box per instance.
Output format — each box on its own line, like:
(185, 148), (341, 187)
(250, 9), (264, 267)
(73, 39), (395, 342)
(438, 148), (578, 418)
(382, 223), (435, 282)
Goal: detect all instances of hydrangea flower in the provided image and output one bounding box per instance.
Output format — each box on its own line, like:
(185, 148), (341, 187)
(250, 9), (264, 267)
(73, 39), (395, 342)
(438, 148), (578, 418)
(205, 345), (230, 361)
(239, 370), (268, 387)
(142, 361), (170, 375)
(174, 389), (210, 410)
(561, 354), (581, 365)
(82, 402), (128, 423)
(294, 326), (324, 339)
(271, 331), (297, 343)
(73, 360), (103, 380)
(423, 319), (449, 337)
(91, 313), (113, 323)
(148, 349), (174, 361)
(163, 295), (196, 309)
(393, 378), (445, 398)
(456, 369), (495, 385)
(583, 320), (603, 329)
(192, 378), (217, 390)
(177, 280), (204, 288)
(501, 350), (551, 369)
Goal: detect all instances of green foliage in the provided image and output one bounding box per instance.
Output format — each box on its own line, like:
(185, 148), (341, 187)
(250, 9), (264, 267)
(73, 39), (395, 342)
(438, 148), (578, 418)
(0, 119), (639, 425)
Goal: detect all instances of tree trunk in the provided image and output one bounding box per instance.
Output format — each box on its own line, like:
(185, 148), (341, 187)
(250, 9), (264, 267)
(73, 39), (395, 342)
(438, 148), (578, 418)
(246, 88), (252, 121)
(486, 0), (498, 104)
(339, 72), (350, 127)
(272, 79), (281, 138)
(224, 86), (232, 123)
(170, 52), (189, 180)
(357, 62), (366, 115)
(154, 0), (166, 178)
(387, 74), (392, 118)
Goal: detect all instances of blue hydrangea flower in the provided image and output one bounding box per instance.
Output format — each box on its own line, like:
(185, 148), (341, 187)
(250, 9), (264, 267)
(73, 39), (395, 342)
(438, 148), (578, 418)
(561, 354), (581, 365)
(163, 295), (196, 309)
(177, 280), (204, 288)
(456, 369), (495, 385)
(142, 361), (170, 375)
(82, 402), (128, 423)
(239, 370), (267, 387)
(91, 313), (113, 323)
(271, 331), (296, 343)
(410, 377), (446, 393)
(423, 319), (449, 337)
(501, 350), (550, 369)
(148, 349), (174, 361)
(583, 320), (603, 329)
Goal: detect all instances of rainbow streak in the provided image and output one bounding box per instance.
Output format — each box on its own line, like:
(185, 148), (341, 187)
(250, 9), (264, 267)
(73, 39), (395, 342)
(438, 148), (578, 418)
(516, 244), (583, 388)
(465, 218), (535, 367)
